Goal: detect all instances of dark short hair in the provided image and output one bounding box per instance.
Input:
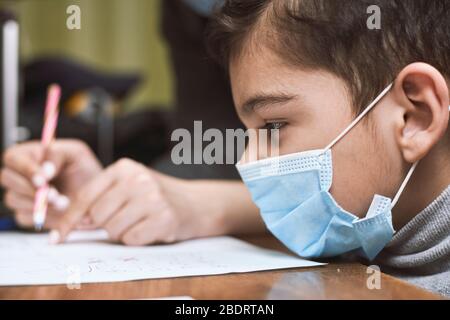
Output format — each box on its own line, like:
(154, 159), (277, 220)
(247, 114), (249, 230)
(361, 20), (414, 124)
(207, 0), (450, 113)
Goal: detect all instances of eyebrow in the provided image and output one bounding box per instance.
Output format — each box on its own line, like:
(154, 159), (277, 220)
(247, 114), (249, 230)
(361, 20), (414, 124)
(241, 93), (298, 113)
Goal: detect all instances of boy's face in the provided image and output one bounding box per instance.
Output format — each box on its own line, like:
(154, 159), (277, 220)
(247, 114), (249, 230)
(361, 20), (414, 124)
(230, 48), (405, 218)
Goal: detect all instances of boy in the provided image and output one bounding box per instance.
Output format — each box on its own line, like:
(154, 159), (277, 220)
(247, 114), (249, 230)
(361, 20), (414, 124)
(206, 0), (450, 295)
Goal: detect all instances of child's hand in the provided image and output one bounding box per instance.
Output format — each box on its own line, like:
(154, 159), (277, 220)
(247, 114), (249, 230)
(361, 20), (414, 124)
(53, 158), (215, 246)
(0, 139), (102, 230)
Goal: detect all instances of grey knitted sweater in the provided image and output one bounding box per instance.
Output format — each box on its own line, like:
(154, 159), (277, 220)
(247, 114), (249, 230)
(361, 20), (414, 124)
(375, 185), (450, 297)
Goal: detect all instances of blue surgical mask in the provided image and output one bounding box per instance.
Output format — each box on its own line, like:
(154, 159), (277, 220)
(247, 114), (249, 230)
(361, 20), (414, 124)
(237, 83), (426, 260)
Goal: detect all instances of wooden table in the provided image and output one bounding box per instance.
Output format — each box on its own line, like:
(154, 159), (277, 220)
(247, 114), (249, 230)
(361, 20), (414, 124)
(0, 234), (442, 300)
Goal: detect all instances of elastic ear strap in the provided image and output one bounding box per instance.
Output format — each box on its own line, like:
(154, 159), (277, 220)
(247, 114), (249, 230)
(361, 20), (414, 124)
(324, 83), (394, 152)
(391, 161), (419, 208)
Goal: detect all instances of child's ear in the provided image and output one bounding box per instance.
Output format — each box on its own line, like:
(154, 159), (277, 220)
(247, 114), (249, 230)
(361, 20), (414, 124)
(392, 62), (449, 163)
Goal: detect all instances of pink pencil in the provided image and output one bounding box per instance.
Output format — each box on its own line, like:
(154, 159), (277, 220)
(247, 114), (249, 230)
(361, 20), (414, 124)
(33, 84), (61, 230)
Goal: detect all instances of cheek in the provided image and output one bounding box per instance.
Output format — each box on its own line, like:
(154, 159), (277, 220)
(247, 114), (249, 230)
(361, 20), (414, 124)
(329, 124), (393, 217)
(371, 115), (407, 197)
(277, 110), (352, 155)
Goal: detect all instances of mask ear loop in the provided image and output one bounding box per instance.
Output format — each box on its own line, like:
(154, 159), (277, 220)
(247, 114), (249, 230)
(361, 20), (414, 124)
(391, 161), (418, 208)
(323, 83), (394, 153)
(318, 81), (410, 209)
(320, 85), (448, 209)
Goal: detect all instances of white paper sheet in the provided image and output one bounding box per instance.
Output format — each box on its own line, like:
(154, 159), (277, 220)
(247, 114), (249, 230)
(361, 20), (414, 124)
(0, 230), (323, 286)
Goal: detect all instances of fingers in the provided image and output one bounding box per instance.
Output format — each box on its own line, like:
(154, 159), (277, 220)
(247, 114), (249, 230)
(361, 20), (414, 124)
(2, 139), (94, 189)
(2, 144), (42, 182)
(43, 140), (87, 173)
(14, 210), (63, 230)
(51, 158), (169, 245)
(2, 143), (57, 195)
(76, 217), (97, 230)
(3, 185), (69, 213)
(121, 219), (156, 246)
(46, 187), (70, 212)
(88, 181), (132, 227)
(32, 143), (80, 187)
(53, 164), (120, 243)
(52, 192), (70, 211)
(4, 191), (34, 212)
(33, 161), (57, 187)
(103, 198), (149, 241)
(121, 209), (176, 246)
(14, 210), (34, 228)
(121, 218), (164, 246)
(0, 168), (35, 197)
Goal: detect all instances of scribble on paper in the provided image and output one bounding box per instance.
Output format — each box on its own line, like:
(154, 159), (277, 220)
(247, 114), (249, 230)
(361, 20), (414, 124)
(0, 230), (323, 286)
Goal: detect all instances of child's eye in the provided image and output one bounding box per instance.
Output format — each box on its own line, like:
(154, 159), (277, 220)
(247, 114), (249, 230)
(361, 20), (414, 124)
(262, 121), (286, 131)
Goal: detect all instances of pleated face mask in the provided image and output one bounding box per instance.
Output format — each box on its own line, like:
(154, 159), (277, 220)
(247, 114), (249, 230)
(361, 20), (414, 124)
(237, 83), (435, 260)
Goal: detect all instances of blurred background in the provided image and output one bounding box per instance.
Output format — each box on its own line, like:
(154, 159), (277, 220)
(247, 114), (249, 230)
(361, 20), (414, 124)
(3, 0), (174, 110)
(0, 0), (242, 222)
(0, 0), (240, 168)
